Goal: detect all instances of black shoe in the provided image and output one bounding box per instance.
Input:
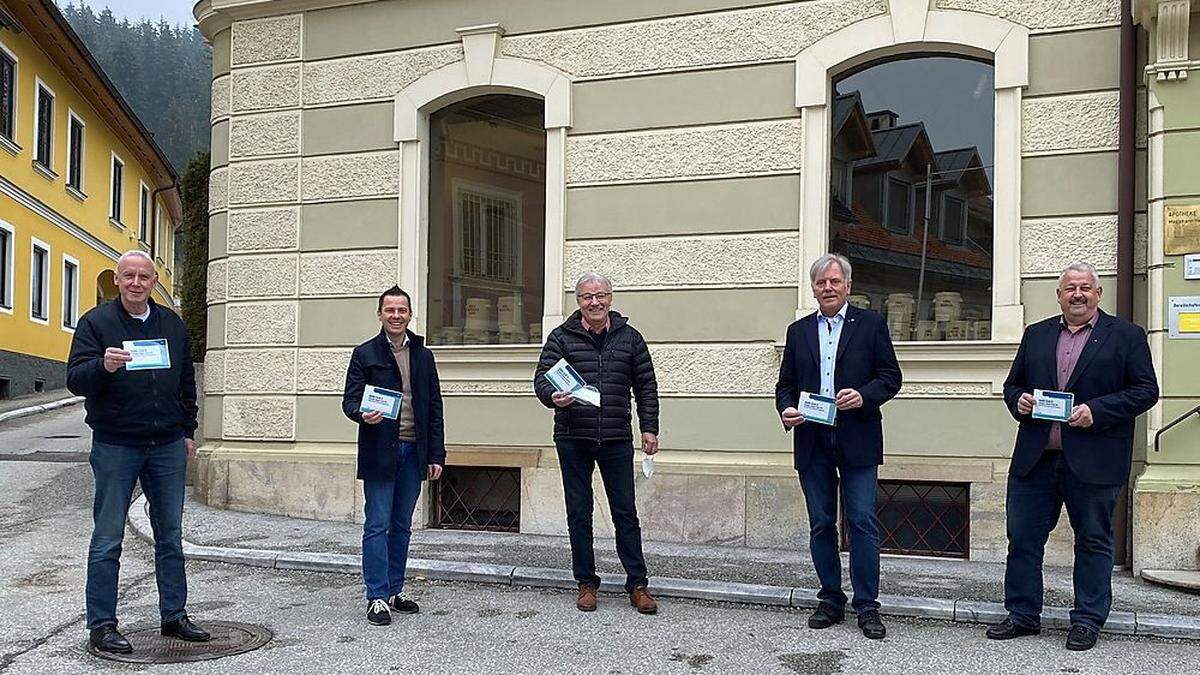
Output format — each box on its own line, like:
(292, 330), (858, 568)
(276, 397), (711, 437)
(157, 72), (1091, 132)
(367, 598), (391, 626)
(807, 602), (845, 629)
(1065, 624), (1099, 651)
(986, 617), (1041, 640)
(389, 592), (420, 614)
(160, 615), (211, 642)
(89, 625), (133, 654)
(857, 609), (886, 640)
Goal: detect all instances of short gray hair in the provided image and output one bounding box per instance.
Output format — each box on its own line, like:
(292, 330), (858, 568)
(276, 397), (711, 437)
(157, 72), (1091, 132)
(1058, 261), (1100, 287)
(809, 253), (852, 283)
(117, 249), (156, 271)
(575, 271), (613, 295)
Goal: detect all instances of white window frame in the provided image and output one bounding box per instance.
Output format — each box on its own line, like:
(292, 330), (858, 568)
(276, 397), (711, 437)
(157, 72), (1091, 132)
(940, 193), (968, 245)
(32, 77), (55, 175)
(883, 177), (913, 236)
(138, 181), (151, 246)
(66, 108), (86, 197)
(109, 152), (125, 226)
(29, 236), (50, 325)
(794, 0), (1027, 342)
(61, 252), (79, 332)
(0, 219), (14, 314)
(0, 38), (18, 153)
(393, 25), (571, 341)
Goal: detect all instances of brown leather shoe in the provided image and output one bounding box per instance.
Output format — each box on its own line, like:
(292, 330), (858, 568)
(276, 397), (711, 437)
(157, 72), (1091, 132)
(576, 584), (597, 612)
(629, 585), (658, 614)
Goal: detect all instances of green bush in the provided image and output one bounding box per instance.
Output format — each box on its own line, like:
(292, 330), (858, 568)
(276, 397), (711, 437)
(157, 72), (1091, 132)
(178, 152), (209, 363)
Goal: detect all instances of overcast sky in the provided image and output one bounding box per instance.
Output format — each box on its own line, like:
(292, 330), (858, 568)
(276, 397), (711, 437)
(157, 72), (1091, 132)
(58, 1), (197, 27)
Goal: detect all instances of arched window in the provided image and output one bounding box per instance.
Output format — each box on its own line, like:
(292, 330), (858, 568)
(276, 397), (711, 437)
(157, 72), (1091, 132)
(426, 95), (546, 345)
(830, 56), (994, 342)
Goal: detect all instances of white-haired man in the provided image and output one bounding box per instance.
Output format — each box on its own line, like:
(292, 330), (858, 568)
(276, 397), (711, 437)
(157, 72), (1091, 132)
(67, 250), (209, 654)
(988, 262), (1158, 651)
(533, 272), (660, 614)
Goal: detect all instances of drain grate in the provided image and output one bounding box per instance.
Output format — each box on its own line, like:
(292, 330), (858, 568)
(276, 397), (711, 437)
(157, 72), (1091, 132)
(87, 621), (273, 664)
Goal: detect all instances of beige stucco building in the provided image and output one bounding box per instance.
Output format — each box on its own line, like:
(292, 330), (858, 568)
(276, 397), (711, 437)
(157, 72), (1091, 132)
(192, 0), (1200, 577)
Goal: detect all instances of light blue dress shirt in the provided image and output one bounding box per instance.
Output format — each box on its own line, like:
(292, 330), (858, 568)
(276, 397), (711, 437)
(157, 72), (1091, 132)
(817, 302), (848, 398)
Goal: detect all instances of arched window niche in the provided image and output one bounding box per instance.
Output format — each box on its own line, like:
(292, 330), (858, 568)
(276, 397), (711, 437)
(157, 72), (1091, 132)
(795, 1), (1028, 344)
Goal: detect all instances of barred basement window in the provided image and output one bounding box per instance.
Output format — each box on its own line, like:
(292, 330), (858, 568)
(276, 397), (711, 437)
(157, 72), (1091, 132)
(843, 480), (970, 558)
(430, 466), (520, 532)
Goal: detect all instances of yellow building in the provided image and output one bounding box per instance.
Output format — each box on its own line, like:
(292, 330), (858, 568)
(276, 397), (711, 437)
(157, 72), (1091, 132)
(0, 0), (181, 399)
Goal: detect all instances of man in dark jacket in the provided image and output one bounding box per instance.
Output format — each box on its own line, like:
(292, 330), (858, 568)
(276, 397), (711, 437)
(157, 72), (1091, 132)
(775, 253), (902, 640)
(342, 285), (445, 626)
(533, 272), (660, 615)
(66, 251), (208, 654)
(987, 263), (1158, 651)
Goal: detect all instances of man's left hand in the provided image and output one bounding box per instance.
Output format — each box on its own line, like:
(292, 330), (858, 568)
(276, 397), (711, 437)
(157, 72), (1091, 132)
(185, 438), (197, 459)
(428, 464), (443, 481)
(1068, 404), (1094, 428)
(641, 433), (659, 455)
(835, 388), (863, 411)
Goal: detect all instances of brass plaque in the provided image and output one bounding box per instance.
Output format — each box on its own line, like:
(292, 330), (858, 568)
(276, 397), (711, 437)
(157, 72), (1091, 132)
(1165, 204), (1200, 255)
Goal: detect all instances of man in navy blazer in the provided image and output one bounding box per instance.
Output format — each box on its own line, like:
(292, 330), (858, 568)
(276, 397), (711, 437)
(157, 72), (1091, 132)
(987, 262), (1158, 651)
(342, 286), (446, 626)
(775, 253), (902, 640)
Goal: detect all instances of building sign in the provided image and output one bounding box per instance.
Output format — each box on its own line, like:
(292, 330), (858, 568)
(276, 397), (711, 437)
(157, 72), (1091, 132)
(1168, 296), (1200, 339)
(1165, 204), (1200, 255)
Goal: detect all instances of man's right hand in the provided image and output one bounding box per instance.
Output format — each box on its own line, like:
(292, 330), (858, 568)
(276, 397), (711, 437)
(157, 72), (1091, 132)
(551, 391), (575, 408)
(780, 406), (805, 427)
(362, 411), (384, 425)
(103, 347), (133, 373)
(1016, 393), (1035, 416)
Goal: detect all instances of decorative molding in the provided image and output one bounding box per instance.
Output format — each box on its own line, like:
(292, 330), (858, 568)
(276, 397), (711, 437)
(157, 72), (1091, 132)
(564, 233), (799, 289)
(440, 137), (545, 181)
(230, 14), (302, 66)
(304, 45), (463, 107)
(565, 119), (803, 185)
(1149, 1), (1192, 80)
(935, 0), (1119, 31)
(501, 0), (888, 79)
(899, 381), (995, 397)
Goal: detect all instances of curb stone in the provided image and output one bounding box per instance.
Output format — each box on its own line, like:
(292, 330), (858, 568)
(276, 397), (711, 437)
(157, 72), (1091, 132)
(125, 495), (1200, 640)
(0, 396), (85, 424)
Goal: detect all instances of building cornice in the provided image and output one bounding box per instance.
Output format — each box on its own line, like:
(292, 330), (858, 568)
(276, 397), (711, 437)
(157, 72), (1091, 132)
(193, 0), (376, 40)
(1134, 0), (1194, 81)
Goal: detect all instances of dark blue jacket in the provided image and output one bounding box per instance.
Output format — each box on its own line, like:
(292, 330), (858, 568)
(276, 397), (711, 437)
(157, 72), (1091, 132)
(66, 298), (197, 446)
(775, 305), (902, 470)
(341, 329), (445, 481)
(1003, 311), (1158, 486)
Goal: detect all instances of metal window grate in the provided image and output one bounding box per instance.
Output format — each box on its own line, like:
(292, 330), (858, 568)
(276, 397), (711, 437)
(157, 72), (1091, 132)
(843, 480), (970, 558)
(430, 466), (520, 532)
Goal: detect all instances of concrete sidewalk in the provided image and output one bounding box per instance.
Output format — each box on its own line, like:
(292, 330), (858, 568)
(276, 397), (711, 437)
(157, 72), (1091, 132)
(128, 490), (1200, 641)
(0, 389), (84, 423)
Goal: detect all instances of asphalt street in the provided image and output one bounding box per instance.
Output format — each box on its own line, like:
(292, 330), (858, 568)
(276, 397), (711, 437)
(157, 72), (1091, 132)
(1, 406), (1198, 674)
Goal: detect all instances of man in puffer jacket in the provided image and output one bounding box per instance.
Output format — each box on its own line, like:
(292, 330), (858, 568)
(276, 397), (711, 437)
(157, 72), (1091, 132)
(534, 272), (660, 615)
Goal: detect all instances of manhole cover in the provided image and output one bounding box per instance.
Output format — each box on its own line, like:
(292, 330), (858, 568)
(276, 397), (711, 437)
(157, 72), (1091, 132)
(87, 621), (272, 664)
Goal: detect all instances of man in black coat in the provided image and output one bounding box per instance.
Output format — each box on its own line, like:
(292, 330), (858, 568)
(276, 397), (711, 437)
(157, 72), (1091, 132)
(342, 286), (445, 626)
(533, 272), (660, 615)
(987, 263), (1158, 651)
(775, 253), (902, 640)
(67, 250), (209, 654)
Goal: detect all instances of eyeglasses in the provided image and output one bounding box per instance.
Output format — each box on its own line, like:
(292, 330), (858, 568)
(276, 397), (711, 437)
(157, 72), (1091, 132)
(576, 292), (611, 302)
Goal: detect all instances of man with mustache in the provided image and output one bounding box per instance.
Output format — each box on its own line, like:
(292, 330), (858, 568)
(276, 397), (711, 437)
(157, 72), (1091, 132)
(987, 262), (1158, 651)
(775, 253), (902, 639)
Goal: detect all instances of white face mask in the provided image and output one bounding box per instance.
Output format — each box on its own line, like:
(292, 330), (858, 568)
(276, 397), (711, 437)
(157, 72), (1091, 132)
(641, 454), (655, 479)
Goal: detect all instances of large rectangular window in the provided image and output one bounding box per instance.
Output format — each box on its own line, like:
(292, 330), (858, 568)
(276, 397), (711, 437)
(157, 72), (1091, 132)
(34, 82), (53, 171)
(67, 112), (85, 194)
(30, 238), (49, 323)
(138, 182), (150, 244)
(0, 220), (13, 312)
(62, 254), (78, 329)
(110, 154), (124, 224)
(0, 47), (14, 144)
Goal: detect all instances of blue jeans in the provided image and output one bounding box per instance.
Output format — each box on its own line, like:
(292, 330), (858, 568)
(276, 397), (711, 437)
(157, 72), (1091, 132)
(86, 438), (188, 629)
(362, 442), (423, 600)
(1004, 451), (1122, 630)
(797, 430), (881, 613)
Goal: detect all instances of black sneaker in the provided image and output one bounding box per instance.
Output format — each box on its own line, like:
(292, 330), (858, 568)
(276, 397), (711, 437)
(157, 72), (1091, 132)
(808, 601), (845, 629)
(389, 592), (420, 614)
(367, 598), (391, 626)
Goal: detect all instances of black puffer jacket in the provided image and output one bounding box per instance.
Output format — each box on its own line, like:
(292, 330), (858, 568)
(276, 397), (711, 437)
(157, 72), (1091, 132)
(534, 311), (659, 442)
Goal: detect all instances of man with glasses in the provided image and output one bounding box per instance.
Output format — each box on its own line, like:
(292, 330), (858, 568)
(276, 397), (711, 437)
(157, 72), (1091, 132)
(533, 272), (660, 614)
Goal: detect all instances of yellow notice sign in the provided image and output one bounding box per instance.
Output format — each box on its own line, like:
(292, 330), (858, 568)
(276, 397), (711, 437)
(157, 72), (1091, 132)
(1165, 204), (1200, 255)
(1180, 313), (1200, 333)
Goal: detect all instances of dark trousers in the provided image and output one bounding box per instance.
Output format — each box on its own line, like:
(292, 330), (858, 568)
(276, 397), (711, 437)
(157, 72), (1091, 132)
(1004, 451), (1122, 630)
(797, 429), (881, 613)
(361, 442), (423, 600)
(555, 439), (648, 592)
(87, 438), (188, 630)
